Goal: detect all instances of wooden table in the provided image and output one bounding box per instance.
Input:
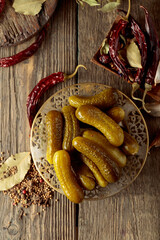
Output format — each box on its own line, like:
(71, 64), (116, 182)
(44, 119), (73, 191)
(0, 0), (159, 239)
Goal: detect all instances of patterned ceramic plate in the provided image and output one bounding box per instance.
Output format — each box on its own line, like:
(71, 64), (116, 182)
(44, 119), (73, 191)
(30, 83), (149, 200)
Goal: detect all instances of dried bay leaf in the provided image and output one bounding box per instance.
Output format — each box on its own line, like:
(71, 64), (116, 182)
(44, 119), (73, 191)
(126, 41), (142, 68)
(100, 38), (109, 55)
(0, 152), (31, 191)
(76, 0), (121, 11)
(76, 0), (84, 6)
(13, 0), (46, 16)
(77, 0), (99, 6)
(98, 2), (120, 13)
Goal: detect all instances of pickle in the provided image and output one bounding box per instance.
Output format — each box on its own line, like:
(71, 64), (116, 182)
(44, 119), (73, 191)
(72, 137), (119, 183)
(83, 130), (127, 167)
(74, 163), (96, 190)
(53, 150), (84, 203)
(79, 175), (95, 191)
(107, 106), (125, 123)
(62, 106), (80, 151)
(69, 88), (116, 109)
(122, 131), (139, 155)
(80, 154), (108, 187)
(46, 110), (63, 164)
(76, 105), (124, 147)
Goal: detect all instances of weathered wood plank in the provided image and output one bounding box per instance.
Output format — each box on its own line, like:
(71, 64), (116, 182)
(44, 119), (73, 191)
(0, 0), (58, 47)
(78, 0), (160, 239)
(0, 0), (78, 239)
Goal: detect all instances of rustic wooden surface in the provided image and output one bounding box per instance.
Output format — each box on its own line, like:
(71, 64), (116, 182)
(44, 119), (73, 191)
(0, 0), (58, 47)
(0, 0), (160, 239)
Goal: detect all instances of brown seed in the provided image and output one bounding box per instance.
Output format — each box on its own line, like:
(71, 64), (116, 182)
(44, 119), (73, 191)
(3, 163), (54, 208)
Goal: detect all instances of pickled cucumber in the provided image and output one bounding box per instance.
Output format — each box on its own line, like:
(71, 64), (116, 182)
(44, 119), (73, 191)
(80, 154), (108, 187)
(107, 106), (125, 123)
(72, 137), (119, 183)
(74, 163), (96, 190)
(76, 105), (124, 147)
(122, 131), (139, 155)
(46, 110), (63, 164)
(79, 175), (95, 191)
(83, 130), (127, 167)
(62, 106), (80, 151)
(69, 88), (116, 109)
(53, 150), (84, 203)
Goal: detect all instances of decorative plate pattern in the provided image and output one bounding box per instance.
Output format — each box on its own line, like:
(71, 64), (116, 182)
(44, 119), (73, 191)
(30, 83), (149, 200)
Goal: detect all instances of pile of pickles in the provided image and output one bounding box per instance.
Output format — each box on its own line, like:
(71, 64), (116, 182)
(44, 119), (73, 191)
(45, 88), (139, 203)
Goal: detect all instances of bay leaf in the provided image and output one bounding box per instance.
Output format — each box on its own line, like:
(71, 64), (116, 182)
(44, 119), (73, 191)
(81, 0), (100, 6)
(100, 38), (109, 55)
(0, 152), (31, 191)
(76, 0), (84, 6)
(13, 0), (46, 16)
(98, 2), (120, 13)
(126, 41), (142, 68)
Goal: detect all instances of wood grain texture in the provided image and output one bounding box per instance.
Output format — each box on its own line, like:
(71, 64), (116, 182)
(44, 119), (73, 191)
(0, 0), (58, 47)
(78, 0), (160, 240)
(0, 192), (76, 240)
(0, 0), (78, 239)
(0, 0), (160, 239)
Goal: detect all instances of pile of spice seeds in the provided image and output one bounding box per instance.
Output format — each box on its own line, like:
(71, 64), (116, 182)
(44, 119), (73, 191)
(3, 162), (55, 208)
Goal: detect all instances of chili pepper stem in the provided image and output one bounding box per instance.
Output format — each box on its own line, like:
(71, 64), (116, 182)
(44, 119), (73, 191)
(142, 83), (152, 113)
(125, 0), (131, 20)
(64, 65), (87, 80)
(131, 83), (142, 102)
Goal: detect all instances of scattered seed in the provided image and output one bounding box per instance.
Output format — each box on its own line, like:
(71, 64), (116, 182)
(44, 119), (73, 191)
(22, 190), (26, 195)
(4, 162), (54, 209)
(40, 178), (44, 183)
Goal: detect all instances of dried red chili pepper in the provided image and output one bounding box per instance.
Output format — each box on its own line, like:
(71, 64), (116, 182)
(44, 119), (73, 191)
(0, 25), (48, 67)
(0, 0), (5, 15)
(129, 14), (148, 101)
(99, 54), (111, 65)
(117, 9), (148, 101)
(140, 6), (160, 112)
(119, 7), (159, 111)
(27, 65), (86, 127)
(109, 19), (129, 79)
(108, 0), (131, 79)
